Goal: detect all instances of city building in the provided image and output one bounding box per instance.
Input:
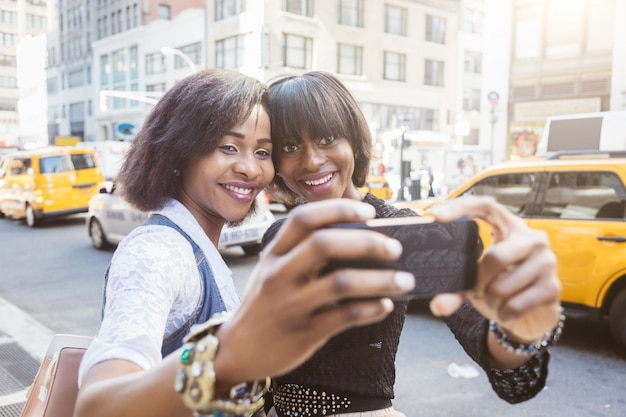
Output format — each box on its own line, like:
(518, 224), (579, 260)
(0, 0), (51, 149)
(47, 0), (499, 195)
(507, 0), (626, 159)
(203, 0), (495, 197)
(47, 0), (203, 144)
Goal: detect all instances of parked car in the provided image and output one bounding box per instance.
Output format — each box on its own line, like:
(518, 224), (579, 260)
(0, 147), (105, 227)
(396, 150), (626, 350)
(359, 175), (394, 200)
(86, 185), (275, 256)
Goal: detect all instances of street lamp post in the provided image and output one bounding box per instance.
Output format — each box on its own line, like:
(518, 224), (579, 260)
(397, 126), (407, 201)
(161, 46), (198, 73)
(487, 91), (500, 165)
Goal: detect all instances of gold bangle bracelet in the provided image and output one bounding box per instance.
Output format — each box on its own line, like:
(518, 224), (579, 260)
(174, 312), (270, 416)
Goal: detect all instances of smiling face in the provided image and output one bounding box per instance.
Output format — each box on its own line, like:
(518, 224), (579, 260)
(179, 105), (273, 238)
(268, 71), (373, 206)
(276, 131), (361, 202)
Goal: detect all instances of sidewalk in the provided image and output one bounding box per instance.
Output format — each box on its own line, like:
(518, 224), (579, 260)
(0, 295), (54, 417)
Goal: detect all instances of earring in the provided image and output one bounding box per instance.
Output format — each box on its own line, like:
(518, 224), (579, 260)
(173, 169), (180, 176)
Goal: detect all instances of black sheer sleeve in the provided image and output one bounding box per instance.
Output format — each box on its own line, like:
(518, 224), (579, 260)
(442, 300), (551, 403)
(261, 217), (287, 249)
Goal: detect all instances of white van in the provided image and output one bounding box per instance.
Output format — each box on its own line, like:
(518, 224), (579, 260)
(537, 110), (626, 154)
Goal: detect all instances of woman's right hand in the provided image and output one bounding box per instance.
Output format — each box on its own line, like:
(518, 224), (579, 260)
(214, 198), (415, 384)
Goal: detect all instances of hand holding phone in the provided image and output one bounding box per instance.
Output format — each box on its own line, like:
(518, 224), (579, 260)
(321, 217), (480, 300)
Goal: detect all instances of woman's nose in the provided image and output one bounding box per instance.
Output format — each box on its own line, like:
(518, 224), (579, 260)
(234, 153), (263, 178)
(300, 144), (326, 170)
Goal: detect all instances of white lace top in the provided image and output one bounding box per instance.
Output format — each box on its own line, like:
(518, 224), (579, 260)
(78, 199), (240, 385)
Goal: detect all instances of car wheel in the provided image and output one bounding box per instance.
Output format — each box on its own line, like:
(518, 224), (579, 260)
(241, 243), (262, 256)
(89, 219), (110, 250)
(609, 287), (626, 351)
(25, 205), (38, 227)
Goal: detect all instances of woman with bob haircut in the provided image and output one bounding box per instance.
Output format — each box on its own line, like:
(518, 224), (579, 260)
(262, 71), (563, 417)
(74, 68), (419, 417)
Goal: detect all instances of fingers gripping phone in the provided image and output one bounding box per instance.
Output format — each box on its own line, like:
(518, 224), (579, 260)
(322, 217), (481, 300)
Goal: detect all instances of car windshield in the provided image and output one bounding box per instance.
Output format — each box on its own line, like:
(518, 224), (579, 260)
(39, 155), (73, 174)
(71, 153), (97, 170)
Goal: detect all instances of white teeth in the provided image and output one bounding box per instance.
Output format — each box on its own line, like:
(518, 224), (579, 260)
(224, 185), (252, 195)
(304, 173), (332, 186)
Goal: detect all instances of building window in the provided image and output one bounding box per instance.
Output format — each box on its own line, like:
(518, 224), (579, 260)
(130, 83), (139, 107)
(463, 88), (481, 111)
(283, 33), (312, 69)
(424, 59), (444, 87)
(383, 51), (406, 81)
(462, 8), (483, 34)
(385, 5), (406, 36)
(100, 54), (110, 86)
(158, 4), (171, 20)
(26, 14), (46, 29)
(0, 32), (17, 47)
(0, 75), (16, 88)
(216, 0), (245, 21)
(464, 51), (482, 73)
(338, 0), (363, 27)
(112, 49), (126, 83)
(426, 14), (446, 44)
(283, 0), (313, 17)
(216, 35), (245, 69)
(145, 52), (166, 74)
(133, 4), (139, 27)
(146, 83), (167, 92)
(69, 102), (85, 137)
(337, 43), (362, 76)
(0, 98), (17, 111)
(0, 54), (16, 67)
(129, 45), (138, 79)
(112, 85), (126, 109)
(117, 10), (122, 33)
(68, 68), (85, 88)
(175, 42), (202, 69)
(47, 77), (58, 94)
(0, 10), (17, 25)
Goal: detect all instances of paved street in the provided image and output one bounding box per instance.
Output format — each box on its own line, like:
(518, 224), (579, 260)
(1, 215), (626, 416)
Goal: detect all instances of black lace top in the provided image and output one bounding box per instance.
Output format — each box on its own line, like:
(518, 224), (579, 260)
(261, 193), (550, 404)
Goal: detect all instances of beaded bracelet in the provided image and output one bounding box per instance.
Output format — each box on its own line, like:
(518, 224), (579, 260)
(174, 312), (270, 416)
(489, 308), (566, 356)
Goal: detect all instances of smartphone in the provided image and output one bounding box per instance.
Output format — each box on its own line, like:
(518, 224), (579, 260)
(321, 216), (480, 300)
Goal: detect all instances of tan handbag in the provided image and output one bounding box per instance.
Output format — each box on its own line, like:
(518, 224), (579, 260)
(19, 334), (92, 417)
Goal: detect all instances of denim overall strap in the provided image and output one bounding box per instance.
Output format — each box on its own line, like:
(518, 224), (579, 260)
(102, 213), (227, 358)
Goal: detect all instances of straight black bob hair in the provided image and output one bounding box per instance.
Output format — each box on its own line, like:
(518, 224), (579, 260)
(267, 71), (372, 206)
(117, 68), (269, 212)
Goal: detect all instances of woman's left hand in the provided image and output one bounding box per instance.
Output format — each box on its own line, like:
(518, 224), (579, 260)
(428, 196), (562, 346)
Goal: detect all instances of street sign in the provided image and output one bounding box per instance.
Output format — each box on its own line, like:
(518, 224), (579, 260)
(487, 91), (499, 105)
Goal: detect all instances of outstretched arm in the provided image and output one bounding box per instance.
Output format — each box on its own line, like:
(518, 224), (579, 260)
(75, 199), (415, 417)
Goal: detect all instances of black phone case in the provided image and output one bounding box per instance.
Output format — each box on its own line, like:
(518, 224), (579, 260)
(322, 217), (480, 300)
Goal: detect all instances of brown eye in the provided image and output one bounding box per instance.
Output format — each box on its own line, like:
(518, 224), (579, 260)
(281, 143), (299, 153)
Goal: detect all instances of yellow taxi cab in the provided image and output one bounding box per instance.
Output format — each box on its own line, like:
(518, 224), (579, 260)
(396, 150), (626, 351)
(359, 175), (394, 200)
(0, 147), (105, 227)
